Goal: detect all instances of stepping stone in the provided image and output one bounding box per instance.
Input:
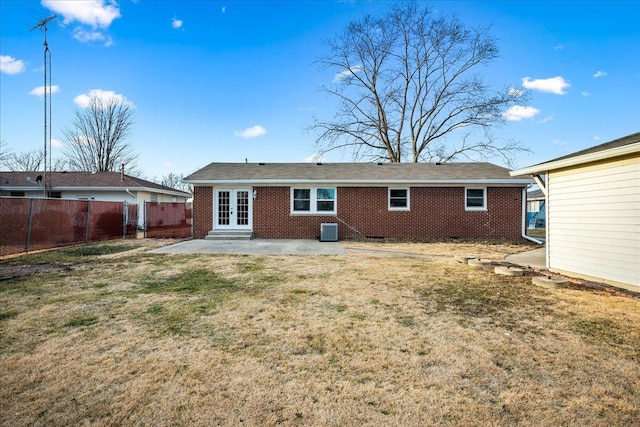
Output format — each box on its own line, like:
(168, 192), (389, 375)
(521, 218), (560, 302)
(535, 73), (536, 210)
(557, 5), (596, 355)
(494, 266), (523, 276)
(532, 276), (567, 289)
(455, 255), (476, 264)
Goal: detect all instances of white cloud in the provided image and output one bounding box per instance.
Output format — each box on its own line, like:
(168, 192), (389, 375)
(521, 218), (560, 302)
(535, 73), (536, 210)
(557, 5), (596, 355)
(333, 65), (363, 83)
(73, 89), (134, 108)
(29, 85), (60, 96)
(508, 88), (525, 97)
(72, 28), (113, 46)
(522, 76), (570, 95)
(222, 6), (226, 13)
(581, 91), (591, 97)
(503, 105), (540, 121)
(163, 161), (173, 167)
(553, 44), (564, 50)
(234, 125), (267, 139)
(303, 153), (324, 163)
(552, 138), (568, 145)
(593, 70), (607, 78)
(171, 17), (183, 29)
(1, 55), (26, 74)
(51, 138), (63, 148)
(593, 136), (601, 141)
(537, 115), (554, 124)
(42, 0), (121, 28)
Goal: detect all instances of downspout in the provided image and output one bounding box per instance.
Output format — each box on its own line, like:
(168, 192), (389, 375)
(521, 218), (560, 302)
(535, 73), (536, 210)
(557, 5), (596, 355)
(521, 188), (544, 244)
(125, 188), (136, 202)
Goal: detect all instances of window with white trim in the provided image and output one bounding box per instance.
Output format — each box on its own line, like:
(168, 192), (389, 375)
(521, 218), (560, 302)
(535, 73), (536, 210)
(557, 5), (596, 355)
(388, 188), (410, 210)
(291, 187), (336, 214)
(465, 187), (486, 211)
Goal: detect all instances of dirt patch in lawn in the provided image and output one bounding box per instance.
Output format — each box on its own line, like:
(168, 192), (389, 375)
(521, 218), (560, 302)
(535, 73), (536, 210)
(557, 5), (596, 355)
(1, 240), (639, 426)
(0, 239), (181, 281)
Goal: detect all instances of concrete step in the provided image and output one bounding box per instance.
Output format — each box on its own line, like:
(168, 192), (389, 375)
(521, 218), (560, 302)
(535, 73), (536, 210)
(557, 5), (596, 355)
(205, 230), (254, 240)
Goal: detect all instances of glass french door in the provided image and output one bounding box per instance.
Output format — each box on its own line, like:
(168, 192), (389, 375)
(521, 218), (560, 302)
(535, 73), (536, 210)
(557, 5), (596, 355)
(215, 189), (251, 229)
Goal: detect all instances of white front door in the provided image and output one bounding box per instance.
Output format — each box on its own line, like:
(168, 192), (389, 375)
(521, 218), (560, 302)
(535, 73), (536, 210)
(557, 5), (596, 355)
(214, 189), (252, 230)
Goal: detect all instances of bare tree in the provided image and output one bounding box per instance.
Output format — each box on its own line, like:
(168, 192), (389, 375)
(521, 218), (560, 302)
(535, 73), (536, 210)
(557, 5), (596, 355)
(311, 2), (529, 165)
(0, 140), (13, 169)
(157, 172), (192, 194)
(63, 96), (140, 174)
(51, 157), (69, 171)
(2, 149), (44, 171)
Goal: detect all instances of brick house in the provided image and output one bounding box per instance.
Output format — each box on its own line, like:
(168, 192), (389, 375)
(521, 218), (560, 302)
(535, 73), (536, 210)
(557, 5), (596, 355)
(184, 162), (533, 241)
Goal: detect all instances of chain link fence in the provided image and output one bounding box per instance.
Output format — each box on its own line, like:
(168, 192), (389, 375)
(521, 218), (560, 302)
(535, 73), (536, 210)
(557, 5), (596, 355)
(0, 198), (138, 256)
(1, 198), (193, 257)
(144, 202), (193, 238)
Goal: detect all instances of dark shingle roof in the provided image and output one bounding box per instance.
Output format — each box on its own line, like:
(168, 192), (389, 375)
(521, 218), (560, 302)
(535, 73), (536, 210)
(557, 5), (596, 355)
(532, 132), (640, 166)
(185, 162), (528, 184)
(527, 189), (545, 200)
(511, 132), (640, 177)
(0, 171), (190, 196)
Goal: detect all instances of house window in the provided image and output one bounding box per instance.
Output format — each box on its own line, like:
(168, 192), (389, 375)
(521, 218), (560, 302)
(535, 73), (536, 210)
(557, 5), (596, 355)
(291, 187), (336, 214)
(465, 188), (486, 211)
(389, 188), (409, 210)
(47, 191), (62, 199)
(10, 191), (25, 197)
(151, 192), (158, 202)
(316, 188), (335, 212)
(293, 189), (311, 211)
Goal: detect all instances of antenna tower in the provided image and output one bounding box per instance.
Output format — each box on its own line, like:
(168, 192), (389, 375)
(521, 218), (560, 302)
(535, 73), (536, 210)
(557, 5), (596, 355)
(30, 14), (57, 196)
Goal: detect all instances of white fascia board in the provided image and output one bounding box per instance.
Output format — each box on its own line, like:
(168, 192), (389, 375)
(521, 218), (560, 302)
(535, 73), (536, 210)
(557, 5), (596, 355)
(49, 186), (190, 198)
(123, 187), (191, 197)
(510, 143), (640, 176)
(0, 186), (44, 191)
(186, 178), (532, 186)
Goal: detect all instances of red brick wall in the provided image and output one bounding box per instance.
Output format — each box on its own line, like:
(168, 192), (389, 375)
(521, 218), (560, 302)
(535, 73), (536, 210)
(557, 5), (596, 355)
(192, 186), (213, 238)
(253, 187), (339, 239)
(193, 185), (523, 240)
(252, 186), (523, 240)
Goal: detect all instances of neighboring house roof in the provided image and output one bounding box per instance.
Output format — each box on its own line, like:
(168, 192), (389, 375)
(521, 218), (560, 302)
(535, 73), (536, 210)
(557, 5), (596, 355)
(511, 132), (640, 176)
(185, 162), (531, 186)
(527, 189), (545, 200)
(0, 171), (191, 198)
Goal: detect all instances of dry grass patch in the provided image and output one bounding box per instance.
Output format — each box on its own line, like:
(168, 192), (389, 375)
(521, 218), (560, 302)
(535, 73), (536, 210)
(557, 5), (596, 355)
(1, 240), (639, 426)
(341, 239), (535, 259)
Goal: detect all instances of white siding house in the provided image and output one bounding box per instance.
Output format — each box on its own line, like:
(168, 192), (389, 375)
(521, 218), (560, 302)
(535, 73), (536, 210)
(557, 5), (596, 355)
(0, 171), (190, 203)
(0, 171), (191, 229)
(511, 132), (640, 292)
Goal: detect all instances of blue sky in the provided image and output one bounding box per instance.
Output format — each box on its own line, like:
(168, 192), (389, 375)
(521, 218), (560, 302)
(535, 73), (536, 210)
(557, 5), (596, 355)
(1, 0), (639, 179)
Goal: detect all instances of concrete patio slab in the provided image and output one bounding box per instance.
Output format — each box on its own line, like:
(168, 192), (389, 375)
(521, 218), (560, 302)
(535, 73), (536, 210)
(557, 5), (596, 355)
(148, 239), (346, 255)
(504, 246), (546, 269)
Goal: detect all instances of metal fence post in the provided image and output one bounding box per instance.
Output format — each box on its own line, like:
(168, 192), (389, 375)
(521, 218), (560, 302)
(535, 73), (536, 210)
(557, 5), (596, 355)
(25, 198), (34, 253)
(143, 200), (146, 238)
(123, 201), (128, 238)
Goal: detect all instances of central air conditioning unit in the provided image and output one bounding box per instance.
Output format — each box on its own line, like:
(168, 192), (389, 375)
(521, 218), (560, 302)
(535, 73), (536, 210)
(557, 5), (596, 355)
(320, 223), (338, 242)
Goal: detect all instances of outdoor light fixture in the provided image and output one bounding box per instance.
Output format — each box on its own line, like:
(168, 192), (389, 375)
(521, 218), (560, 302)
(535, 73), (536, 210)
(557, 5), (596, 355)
(253, 189), (257, 199)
